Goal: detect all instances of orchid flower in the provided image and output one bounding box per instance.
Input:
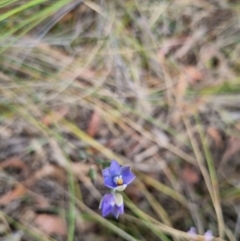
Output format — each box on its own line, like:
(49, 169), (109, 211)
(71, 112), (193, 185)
(204, 230), (214, 241)
(99, 193), (124, 219)
(102, 160), (135, 191)
(187, 227), (214, 241)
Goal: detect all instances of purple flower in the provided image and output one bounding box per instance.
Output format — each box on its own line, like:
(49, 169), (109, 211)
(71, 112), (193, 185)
(187, 227), (197, 239)
(99, 193), (124, 219)
(102, 160), (135, 191)
(204, 230), (214, 241)
(187, 227), (214, 241)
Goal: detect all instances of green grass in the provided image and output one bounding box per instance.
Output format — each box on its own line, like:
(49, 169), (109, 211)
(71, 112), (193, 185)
(0, 0), (240, 240)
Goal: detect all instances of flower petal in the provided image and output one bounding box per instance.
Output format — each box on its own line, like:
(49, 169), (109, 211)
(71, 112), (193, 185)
(104, 176), (117, 188)
(187, 227), (197, 238)
(120, 166), (131, 174)
(102, 167), (110, 177)
(119, 203), (124, 215)
(102, 202), (112, 217)
(100, 194), (114, 217)
(114, 193), (123, 206)
(111, 206), (121, 219)
(204, 230), (214, 241)
(113, 184), (127, 192)
(122, 169), (135, 185)
(109, 160), (121, 176)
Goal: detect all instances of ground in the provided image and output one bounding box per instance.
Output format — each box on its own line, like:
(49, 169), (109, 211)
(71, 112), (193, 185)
(0, 0), (240, 241)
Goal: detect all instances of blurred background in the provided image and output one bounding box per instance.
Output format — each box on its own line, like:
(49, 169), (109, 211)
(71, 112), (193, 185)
(0, 0), (240, 240)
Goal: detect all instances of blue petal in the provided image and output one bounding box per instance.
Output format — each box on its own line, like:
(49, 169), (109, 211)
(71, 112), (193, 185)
(111, 206), (120, 219)
(119, 203), (124, 215)
(104, 176), (117, 188)
(120, 166), (130, 174)
(109, 160), (121, 176)
(102, 167), (110, 177)
(122, 169), (135, 185)
(102, 204), (112, 217)
(102, 202), (112, 217)
(100, 194), (114, 217)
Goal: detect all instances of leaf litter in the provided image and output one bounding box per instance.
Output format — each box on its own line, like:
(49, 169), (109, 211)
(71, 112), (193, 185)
(0, 0), (240, 241)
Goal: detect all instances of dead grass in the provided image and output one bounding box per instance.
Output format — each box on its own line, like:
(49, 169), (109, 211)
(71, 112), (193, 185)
(0, 0), (240, 240)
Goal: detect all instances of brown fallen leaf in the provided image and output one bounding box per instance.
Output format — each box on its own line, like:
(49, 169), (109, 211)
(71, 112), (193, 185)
(34, 214), (67, 237)
(158, 36), (189, 62)
(30, 193), (50, 209)
(42, 107), (68, 126)
(58, 12), (74, 23)
(0, 125), (13, 138)
(182, 166), (200, 185)
(87, 111), (101, 138)
(207, 127), (223, 148)
(0, 185), (26, 206)
(184, 66), (203, 84)
(0, 157), (27, 172)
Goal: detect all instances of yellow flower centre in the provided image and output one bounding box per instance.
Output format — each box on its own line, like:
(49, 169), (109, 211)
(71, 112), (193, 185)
(114, 176), (123, 186)
(117, 178), (123, 185)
